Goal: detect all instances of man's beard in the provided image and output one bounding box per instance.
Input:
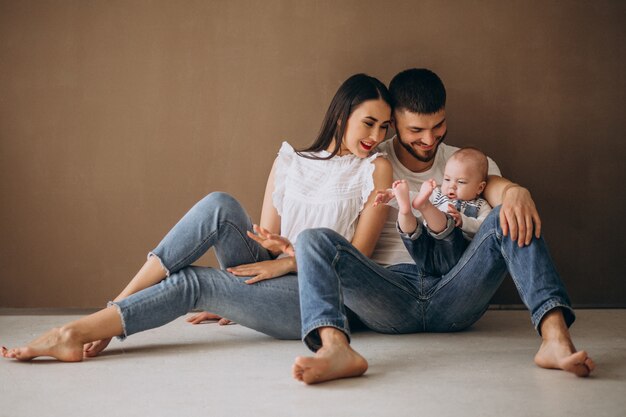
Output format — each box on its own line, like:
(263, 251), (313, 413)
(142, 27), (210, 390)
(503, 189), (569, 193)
(397, 131), (447, 163)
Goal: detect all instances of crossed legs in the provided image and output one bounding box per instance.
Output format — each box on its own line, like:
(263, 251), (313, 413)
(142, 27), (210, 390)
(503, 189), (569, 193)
(2, 192), (294, 361)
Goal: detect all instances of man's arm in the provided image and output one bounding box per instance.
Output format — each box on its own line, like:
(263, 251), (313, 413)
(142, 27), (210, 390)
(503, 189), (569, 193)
(483, 175), (541, 247)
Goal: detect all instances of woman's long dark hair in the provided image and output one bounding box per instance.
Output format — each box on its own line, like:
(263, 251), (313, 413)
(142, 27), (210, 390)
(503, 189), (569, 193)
(297, 74), (392, 160)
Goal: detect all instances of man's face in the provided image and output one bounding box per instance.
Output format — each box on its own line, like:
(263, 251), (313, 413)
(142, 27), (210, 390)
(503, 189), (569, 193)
(393, 108), (447, 163)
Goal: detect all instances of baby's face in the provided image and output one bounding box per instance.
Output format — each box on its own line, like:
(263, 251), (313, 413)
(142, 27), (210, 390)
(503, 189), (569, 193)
(440, 158), (486, 201)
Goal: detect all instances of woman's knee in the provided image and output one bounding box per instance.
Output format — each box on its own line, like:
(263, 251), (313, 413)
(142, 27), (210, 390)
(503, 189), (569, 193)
(200, 191), (238, 209)
(193, 192), (245, 220)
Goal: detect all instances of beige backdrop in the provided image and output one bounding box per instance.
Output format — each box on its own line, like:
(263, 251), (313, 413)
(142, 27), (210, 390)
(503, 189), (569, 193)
(1, 0), (624, 308)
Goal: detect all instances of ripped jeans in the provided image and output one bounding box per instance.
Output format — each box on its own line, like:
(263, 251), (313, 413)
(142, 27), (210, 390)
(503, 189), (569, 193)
(111, 192), (301, 340)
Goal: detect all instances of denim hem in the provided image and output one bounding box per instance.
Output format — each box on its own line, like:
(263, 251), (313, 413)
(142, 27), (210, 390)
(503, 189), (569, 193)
(302, 320), (351, 352)
(147, 252), (171, 277)
(396, 220), (422, 239)
(426, 215), (455, 240)
(107, 301), (128, 341)
(532, 301), (576, 336)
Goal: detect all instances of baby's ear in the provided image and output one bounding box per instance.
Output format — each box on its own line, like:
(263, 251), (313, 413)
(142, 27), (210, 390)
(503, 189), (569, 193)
(478, 181), (487, 194)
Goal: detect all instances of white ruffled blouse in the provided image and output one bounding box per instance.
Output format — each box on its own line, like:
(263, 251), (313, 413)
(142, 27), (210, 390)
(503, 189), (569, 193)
(272, 142), (382, 244)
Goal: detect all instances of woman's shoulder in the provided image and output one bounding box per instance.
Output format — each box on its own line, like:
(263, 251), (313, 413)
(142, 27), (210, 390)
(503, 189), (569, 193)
(370, 153), (392, 173)
(277, 141), (295, 156)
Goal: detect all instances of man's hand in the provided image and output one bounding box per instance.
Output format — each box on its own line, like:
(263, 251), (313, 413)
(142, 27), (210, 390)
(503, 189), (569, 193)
(499, 185), (541, 247)
(227, 257), (296, 284)
(247, 224), (294, 256)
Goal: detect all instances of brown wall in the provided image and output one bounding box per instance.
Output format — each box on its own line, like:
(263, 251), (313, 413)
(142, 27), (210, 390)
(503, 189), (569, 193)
(1, 0), (624, 308)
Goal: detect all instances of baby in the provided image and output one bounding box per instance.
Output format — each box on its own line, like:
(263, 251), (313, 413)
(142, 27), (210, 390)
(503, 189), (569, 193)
(375, 147), (492, 276)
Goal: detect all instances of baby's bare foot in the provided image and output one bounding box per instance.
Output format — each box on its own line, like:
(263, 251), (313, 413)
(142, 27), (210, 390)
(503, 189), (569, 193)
(2, 327), (84, 362)
(412, 178), (436, 210)
(392, 180), (412, 215)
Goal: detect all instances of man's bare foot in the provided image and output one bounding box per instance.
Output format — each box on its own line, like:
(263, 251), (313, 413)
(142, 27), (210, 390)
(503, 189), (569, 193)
(534, 339), (595, 377)
(1, 327), (84, 362)
(535, 308), (595, 377)
(412, 178), (436, 210)
(292, 328), (368, 384)
(392, 180), (412, 215)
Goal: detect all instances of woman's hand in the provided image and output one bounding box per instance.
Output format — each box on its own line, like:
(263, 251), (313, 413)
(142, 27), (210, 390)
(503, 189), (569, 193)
(373, 189), (395, 207)
(247, 224), (294, 256)
(499, 185), (542, 247)
(227, 257), (296, 284)
(83, 338), (112, 358)
(186, 311), (232, 326)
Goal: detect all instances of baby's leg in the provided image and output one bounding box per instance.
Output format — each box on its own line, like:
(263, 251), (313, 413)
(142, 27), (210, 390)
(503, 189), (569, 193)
(392, 180), (418, 234)
(392, 180), (412, 215)
(413, 180), (448, 233)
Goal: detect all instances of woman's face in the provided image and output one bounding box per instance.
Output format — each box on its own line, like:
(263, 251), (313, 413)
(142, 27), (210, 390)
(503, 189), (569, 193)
(336, 98), (391, 158)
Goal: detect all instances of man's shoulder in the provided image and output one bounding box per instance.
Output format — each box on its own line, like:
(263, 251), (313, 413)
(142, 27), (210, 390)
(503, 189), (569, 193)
(439, 143), (460, 159)
(378, 139), (394, 153)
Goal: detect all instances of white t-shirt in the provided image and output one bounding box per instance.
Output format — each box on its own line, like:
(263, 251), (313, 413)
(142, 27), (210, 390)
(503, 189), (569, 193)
(371, 139), (501, 266)
(272, 142), (382, 244)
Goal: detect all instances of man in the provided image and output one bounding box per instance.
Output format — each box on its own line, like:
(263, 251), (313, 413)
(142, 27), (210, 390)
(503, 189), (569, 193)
(291, 68), (594, 384)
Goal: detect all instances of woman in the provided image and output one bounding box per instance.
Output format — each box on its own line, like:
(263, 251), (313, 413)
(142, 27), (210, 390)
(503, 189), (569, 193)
(2, 73), (393, 362)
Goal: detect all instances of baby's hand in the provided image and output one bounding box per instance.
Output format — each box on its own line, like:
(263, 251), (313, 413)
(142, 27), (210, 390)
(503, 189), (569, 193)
(447, 204), (463, 227)
(373, 189), (395, 207)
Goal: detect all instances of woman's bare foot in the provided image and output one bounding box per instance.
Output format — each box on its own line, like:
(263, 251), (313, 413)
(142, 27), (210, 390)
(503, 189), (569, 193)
(534, 339), (595, 377)
(292, 328), (368, 384)
(2, 327), (84, 362)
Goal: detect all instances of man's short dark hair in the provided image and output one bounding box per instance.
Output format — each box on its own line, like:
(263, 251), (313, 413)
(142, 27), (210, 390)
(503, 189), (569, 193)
(389, 68), (446, 114)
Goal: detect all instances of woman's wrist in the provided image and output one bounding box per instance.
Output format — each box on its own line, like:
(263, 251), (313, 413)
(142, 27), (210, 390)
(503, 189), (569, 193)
(287, 256), (297, 273)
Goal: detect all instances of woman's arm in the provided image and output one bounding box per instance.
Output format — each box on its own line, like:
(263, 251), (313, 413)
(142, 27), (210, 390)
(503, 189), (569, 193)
(229, 157), (298, 282)
(350, 157), (394, 257)
(259, 157), (281, 236)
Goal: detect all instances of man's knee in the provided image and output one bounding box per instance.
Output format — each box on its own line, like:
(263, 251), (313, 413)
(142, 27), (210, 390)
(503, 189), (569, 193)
(296, 228), (343, 253)
(480, 205), (503, 233)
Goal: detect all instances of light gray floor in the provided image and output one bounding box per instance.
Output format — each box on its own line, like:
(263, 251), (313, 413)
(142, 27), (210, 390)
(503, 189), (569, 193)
(0, 310), (624, 417)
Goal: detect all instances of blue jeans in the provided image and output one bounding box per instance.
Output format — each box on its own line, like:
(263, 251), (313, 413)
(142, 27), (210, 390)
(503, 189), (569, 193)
(111, 192), (301, 340)
(400, 216), (468, 276)
(295, 206), (575, 351)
